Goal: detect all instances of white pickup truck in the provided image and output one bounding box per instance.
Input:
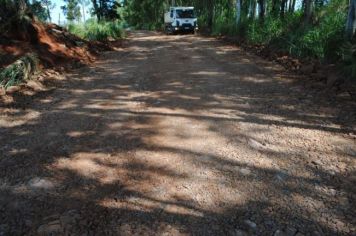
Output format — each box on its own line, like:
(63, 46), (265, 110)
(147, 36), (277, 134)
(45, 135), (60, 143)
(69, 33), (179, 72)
(164, 7), (198, 34)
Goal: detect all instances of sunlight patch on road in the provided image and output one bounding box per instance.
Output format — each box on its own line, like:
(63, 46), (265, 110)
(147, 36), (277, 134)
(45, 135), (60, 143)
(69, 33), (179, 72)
(0, 110), (41, 128)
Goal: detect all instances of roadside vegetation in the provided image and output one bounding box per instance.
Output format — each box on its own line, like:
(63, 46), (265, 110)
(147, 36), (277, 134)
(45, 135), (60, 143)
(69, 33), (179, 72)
(68, 19), (124, 41)
(0, 54), (38, 89)
(124, 0), (355, 82)
(61, 0), (124, 41)
(0, 0), (124, 90)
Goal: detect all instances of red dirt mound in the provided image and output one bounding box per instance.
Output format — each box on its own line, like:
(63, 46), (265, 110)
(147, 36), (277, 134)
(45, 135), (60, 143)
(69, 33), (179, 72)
(0, 19), (110, 70)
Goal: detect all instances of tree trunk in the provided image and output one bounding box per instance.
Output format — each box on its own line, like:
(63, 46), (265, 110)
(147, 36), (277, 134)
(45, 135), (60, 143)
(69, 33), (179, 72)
(291, 0), (296, 12)
(271, 0), (279, 16)
(46, 3), (51, 22)
(91, 0), (100, 21)
(82, 4), (85, 22)
(280, 0), (287, 18)
(249, 0), (256, 19)
(236, 0), (241, 24)
(303, 0), (314, 24)
(346, 0), (356, 39)
(206, 0), (214, 30)
(258, 0), (265, 22)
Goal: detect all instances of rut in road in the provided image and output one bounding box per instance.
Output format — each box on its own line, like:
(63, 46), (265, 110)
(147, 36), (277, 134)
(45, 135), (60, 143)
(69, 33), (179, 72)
(0, 31), (355, 235)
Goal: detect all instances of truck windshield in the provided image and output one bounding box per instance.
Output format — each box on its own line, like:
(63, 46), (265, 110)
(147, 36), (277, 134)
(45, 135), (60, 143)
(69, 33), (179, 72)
(176, 9), (195, 18)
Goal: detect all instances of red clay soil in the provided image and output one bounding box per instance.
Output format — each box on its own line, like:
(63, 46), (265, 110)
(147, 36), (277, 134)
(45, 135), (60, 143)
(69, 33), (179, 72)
(0, 20), (108, 70)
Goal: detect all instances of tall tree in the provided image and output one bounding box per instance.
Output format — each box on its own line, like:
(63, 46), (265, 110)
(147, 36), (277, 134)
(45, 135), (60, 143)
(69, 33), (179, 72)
(91, 0), (120, 21)
(346, 0), (356, 39)
(258, 0), (265, 22)
(41, 0), (55, 22)
(289, 0), (296, 12)
(303, 0), (314, 24)
(271, 0), (279, 16)
(78, 0), (90, 22)
(236, 0), (241, 24)
(249, 0), (257, 19)
(62, 0), (81, 22)
(29, 0), (49, 21)
(280, 0), (287, 18)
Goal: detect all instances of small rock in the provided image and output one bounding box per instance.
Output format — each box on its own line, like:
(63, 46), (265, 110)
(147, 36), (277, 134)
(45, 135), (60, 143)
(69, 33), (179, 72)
(234, 167), (252, 176)
(311, 159), (322, 167)
(239, 168), (252, 176)
(328, 188), (337, 196)
(247, 138), (267, 151)
(244, 220), (257, 231)
(28, 177), (54, 190)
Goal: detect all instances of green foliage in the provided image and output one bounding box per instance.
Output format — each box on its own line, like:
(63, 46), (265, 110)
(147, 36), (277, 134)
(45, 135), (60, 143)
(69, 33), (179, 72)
(91, 0), (120, 21)
(62, 0), (81, 22)
(214, 1), (348, 62)
(340, 42), (356, 80)
(68, 19), (124, 41)
(0, 54), (39, 89)
(123, 0), (167, 30)
(28, 1), (49, 22)
(0, 0), (53, 24)
(122, 0), (349, 64)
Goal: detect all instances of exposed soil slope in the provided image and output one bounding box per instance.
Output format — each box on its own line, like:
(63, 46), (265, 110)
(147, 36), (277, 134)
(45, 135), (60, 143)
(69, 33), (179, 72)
(0, 20), (108, 70)
(0, 31), (355, 235)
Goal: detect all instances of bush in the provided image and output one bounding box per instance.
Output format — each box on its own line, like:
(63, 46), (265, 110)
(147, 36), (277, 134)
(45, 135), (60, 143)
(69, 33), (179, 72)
(210, 1), (347, 62)
(340, 42), (356, 81)
(246, 16), (285, 44)
(0, 53), (39, 88)
(68, 19), (124, 41)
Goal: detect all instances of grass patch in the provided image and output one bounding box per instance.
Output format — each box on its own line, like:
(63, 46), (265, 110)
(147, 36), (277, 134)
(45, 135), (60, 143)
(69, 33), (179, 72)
(68, 19), (124, 41)
(0, 53), (39, 89)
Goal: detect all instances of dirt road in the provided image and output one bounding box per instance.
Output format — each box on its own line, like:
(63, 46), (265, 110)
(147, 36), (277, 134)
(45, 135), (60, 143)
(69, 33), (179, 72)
(0, 31), (355, 235)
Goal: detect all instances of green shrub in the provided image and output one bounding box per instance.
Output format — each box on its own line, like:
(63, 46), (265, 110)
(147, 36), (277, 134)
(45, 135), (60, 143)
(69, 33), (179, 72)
(210, 0), (347, 62)
(340, 42), (356, 81)
(246, 16), (285, 44)
(0, 53), (39, 88)
(68, 19), (124, 41)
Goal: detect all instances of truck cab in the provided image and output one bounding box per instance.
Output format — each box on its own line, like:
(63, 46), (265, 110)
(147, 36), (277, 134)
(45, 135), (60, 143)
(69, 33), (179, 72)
(164, 7), (198, 34)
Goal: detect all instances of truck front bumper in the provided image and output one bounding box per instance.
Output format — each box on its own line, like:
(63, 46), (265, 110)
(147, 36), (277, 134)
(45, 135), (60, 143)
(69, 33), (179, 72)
(173, 26), (198, 32)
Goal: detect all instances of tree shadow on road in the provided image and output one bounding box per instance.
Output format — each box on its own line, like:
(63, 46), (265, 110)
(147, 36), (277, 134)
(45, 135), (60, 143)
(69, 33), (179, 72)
(0, 31), (355, 235)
